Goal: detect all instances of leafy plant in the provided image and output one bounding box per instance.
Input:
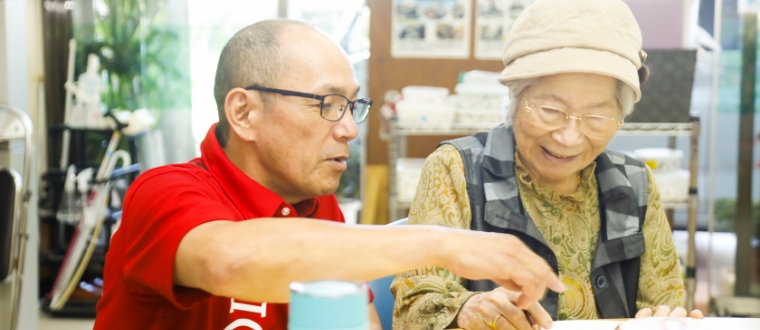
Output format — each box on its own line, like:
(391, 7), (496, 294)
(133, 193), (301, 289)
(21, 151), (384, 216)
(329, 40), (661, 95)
(713, 198), (760, 237)
(75, 0), (190, 112)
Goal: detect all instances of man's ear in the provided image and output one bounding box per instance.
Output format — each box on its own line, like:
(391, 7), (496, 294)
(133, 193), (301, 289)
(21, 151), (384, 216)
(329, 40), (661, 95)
(224, 88), (261, 142)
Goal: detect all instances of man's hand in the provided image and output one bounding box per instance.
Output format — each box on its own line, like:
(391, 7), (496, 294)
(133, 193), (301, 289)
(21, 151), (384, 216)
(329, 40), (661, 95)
(442, 231), (565, 309)
(635, 306), (704, 319)
(456, 288), (552, 330)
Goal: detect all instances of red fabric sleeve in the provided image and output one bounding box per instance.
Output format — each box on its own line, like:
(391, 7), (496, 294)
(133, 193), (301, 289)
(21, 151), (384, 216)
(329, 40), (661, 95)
(120, 168), (235, 309)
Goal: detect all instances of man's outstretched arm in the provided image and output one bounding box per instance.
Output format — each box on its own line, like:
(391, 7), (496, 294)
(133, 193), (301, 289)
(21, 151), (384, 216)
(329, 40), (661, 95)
(174, 218), (565, 306)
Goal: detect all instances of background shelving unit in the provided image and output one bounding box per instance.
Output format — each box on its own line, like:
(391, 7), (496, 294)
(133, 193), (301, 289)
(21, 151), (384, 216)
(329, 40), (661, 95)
(38, 126), (141, 317)
(387, 119), (698, 217)
(387, 119), (484, 223)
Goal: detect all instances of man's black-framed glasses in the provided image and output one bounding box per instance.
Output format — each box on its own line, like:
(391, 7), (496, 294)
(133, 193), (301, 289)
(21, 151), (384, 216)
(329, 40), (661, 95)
(245, 85), (372, 123)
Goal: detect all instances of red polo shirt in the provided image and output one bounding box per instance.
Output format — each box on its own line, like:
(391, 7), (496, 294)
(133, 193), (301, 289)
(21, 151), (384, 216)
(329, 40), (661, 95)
(95, 124), (354, 330)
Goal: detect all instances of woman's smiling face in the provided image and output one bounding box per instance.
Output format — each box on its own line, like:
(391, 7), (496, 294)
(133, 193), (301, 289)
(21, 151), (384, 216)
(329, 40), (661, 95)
(512, 73), (620, 186)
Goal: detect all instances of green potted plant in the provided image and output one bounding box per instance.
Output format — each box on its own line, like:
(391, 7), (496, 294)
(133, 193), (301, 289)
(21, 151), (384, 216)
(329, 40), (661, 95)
(75, 0), (190, 112)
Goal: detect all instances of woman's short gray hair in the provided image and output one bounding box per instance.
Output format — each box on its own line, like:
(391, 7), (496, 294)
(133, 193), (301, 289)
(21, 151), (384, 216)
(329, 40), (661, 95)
(502, 77), (638, 123)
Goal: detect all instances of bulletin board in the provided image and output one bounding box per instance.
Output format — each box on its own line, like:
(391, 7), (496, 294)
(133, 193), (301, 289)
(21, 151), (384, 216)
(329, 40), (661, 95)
(367, 0), (505, 165)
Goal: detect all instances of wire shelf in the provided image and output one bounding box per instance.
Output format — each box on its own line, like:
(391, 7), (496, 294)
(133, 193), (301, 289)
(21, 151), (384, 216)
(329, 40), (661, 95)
(617, 122), (693, 136)
(397, 199), (685, 210)
(394, 122), (694, 136)
(395, 122), (496, 136)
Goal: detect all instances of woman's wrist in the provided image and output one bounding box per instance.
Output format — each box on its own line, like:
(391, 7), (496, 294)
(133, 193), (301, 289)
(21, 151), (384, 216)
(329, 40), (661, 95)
(450, 292), (482, 328)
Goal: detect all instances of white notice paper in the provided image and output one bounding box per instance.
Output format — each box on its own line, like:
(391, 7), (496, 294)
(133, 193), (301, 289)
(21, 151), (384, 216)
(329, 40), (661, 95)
(474, 0), (535, 59)
(391, 0), (472, 59)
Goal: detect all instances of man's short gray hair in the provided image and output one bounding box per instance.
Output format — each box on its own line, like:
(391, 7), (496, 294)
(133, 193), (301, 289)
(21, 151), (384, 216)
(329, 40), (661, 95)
(502, 78), (638, 124)
(213, 19), (313, 147)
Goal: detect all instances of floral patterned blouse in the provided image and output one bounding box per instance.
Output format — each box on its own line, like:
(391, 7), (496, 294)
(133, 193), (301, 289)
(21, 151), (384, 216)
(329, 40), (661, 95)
(391, 144), (684, 330)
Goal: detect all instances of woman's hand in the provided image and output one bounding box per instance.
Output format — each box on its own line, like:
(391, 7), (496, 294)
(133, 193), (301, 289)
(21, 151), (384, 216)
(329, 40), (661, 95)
(455, 288), (552, 330)
(635, 306), (704, 319)
(443, 232), (564, 309)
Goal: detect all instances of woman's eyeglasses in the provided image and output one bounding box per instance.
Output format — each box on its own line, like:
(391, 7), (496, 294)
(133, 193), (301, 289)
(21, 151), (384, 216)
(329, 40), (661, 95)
(524, 95), (622, 139)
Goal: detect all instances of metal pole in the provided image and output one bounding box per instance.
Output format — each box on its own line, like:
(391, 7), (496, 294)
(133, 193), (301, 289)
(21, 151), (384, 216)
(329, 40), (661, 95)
(707, 0), (723, 303)
(388, 116), (398, 223)
(278, 0), (289, 18)
(667, 136), (676, 230)
(734, 12), (756, 297)
(686, 115), (701, 311)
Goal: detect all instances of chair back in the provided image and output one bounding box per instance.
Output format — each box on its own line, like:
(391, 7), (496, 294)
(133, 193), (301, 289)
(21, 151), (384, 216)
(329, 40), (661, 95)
(0, 167), (21, 281)
(0, 104), (33, 330)
(368, 218), (407, 330)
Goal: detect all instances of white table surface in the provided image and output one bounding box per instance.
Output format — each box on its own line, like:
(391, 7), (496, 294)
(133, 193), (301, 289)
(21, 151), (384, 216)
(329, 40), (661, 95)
(551, 317), (760, 330)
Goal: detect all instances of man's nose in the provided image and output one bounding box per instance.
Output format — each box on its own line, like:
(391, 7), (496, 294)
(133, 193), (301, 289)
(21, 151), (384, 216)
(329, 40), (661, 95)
(335, 109), (359, 141)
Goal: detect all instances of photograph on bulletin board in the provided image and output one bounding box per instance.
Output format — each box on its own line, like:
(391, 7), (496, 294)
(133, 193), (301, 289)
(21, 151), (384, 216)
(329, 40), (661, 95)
(474, 0), (535, 59)
(391, 0), (472, 59)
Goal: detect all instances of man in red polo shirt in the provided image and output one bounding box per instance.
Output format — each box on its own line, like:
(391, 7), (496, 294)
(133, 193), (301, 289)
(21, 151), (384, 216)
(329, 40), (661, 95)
(94, 19), (564, 330)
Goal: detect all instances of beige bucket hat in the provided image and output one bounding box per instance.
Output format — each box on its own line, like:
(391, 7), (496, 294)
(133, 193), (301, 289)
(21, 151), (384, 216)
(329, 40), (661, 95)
(499, 0), (646, 101)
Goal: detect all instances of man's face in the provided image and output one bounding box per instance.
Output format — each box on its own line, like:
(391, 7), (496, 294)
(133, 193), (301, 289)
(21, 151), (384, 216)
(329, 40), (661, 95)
(250, 31), (360, 203)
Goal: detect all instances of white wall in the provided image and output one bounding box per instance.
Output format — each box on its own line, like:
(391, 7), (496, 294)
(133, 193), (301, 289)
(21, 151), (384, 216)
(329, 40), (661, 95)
(187, 0), (278, 148)
(623, 0), (701, 49)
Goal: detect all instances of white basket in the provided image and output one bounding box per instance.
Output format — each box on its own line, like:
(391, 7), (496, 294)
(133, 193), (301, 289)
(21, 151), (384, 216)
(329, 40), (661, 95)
(461, 70), (502, 85)
(401, 86), (449, 103)
(455, 83), (509, 110)
(653, 169), (689, 202)
(455, 108), (506, 125)
(632, 148), (684, 173)
(396, 100), (455, 130)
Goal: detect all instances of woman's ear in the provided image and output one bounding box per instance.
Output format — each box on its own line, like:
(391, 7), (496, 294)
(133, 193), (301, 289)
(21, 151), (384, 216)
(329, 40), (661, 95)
(224, 88), (261, 142)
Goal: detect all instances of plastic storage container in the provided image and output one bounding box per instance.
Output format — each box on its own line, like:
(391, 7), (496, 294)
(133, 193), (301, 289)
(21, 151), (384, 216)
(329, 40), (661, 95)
(461, 70), (502, 85)
(396, 158), (426, 203)
(401, 86), (449, 103)
(395, 98), (456, 129)
(632, 148), (684, 173)
(454, 83), (509, 126)
(455, 108), (507, 127)
(454, 83), (509, 110)
(652, 169), (690, 202)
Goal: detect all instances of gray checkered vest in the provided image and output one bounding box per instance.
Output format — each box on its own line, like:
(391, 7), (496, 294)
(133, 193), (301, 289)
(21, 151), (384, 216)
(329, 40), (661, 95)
(443, 124), (648, 320)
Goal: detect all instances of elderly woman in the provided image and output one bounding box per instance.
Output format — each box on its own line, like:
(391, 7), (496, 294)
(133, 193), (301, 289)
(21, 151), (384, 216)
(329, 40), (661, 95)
(391, 0), (702, 329)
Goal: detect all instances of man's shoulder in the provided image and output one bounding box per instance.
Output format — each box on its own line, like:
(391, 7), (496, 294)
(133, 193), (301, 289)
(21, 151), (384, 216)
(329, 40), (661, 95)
(130, 161), (218, 194)
(121, 161), (231, 223)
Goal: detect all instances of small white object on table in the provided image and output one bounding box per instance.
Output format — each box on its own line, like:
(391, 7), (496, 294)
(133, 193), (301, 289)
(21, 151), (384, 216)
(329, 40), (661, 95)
(551, 317), (760, 330)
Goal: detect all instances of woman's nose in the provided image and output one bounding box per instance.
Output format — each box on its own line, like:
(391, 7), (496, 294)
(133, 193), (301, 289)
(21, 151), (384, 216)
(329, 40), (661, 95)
(553, 118), (585, 146)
